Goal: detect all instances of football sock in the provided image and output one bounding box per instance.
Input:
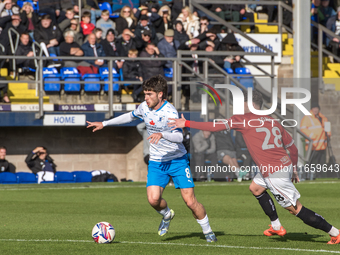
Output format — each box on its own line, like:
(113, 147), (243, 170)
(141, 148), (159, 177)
(271, 218), (282, 231)
(328, 226), (340, 237)
(197, 214), (212, 234)
(296, 206), (333, 233)
(157, 206), (171, 220)
(255, 191), (279, 224)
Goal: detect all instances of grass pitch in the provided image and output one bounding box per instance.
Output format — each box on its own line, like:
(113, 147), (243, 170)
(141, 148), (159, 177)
(0, 180), (339, 255)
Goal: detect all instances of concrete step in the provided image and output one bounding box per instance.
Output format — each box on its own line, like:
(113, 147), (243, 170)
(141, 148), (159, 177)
(10, 97), (50, 103)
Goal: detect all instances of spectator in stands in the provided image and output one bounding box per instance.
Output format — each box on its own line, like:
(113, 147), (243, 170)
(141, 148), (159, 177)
(60, 30), (90, 67)
(320, 0), (336, 26)
(154, 5), (172, 36)
(15, 32), (36, 70)
(123, 49), (143, 102)
(38, 0), (60, 24)
(81, 33), (106, 68)
(157, 29), (180, 69)
(139, 42), (166, 81)
(196, 26), (221, 51)
(64, 18), (84, 46)
(174, 20), (189, 45)
(116, 28), (143, 57)
(198, 16), (210, 36)
(100, 29), (122, 69)
(137, 29), (152, 53)
(0, 146), (15, 173)
(93, 27), (103, 43)
(134, 15), (158, 45)
(73, 0), (101, 25)
(221, 33), (244, 71)
(115, 5), (137, 35)
(192, 130), (217, 181)
(34, 14), (62, 57)
(20, 2), (38, 37)
(80, 11), (95, 36)
(58, 0), (77, 23)
(133, 3), (160, 23)
(58, 8), (75, 33)
(0, 14), (27, 55)
(215, 130), (243, 182)
(0, 0), (17, 18)
(25, 146), (56, 174)
(96, 10), (116, 39)
(0, 76), (10, 103)
(326, 7), (340, 56)
(176, 6), (199, 39)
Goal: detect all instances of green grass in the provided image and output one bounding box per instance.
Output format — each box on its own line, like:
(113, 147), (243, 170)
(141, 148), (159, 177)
(0, 180), (339, 254)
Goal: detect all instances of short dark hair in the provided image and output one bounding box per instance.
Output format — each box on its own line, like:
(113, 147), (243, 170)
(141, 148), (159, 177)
(200, 16), (209, 22)
(82, 11), (91, 18)
(244, 90), (263, 108)
(20, 32), (29, 37)
(0, 146), (7, 150)
(41, 14), (51, 20)
(142, 75), (168, 100)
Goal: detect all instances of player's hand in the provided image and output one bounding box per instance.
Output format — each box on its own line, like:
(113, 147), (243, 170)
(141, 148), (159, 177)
(291, 170), (300, 183)
(86, 121), (104, 132)
(168, 114), (186, 130)
(147, 133), (162, 144)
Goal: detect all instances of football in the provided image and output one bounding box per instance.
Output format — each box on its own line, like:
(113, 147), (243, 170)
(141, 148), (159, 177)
(92, 222), (115, 243)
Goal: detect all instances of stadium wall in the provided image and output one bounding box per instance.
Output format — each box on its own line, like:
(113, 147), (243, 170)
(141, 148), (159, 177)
(2, 126), (148, 182)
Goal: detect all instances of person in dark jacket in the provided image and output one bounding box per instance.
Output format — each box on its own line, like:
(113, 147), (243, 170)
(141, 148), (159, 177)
(326, 8), (340, 56)
(34, 14), (63, 56)
(115, 5), (137, 35)
(116, 28), (143, 57)
(20, 2), (39, 35)
(196, 26), (221, 51)
(221, 33), (245, 71)
(122, 49), (143, 102)
(174, 20), (189, 45)
(15, 32), (36, 69)
(139, 42), (166, 81)
(25, 146), (56, 174)
(0, 146), (16, 173)
(157, 29), (180, 69)
(81, 32), (106, 68)
(134, 15), (158, 45)
(100, 29), (122, 69)
(153, 6), (173, 35)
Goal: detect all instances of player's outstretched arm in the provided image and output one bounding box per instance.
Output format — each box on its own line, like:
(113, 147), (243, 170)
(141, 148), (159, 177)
(168, 114), (228, 132)
(87, 121), (104, 132)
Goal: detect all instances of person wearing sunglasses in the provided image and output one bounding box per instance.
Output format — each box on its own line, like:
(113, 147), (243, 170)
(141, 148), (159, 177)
(25, 147), (56, 174)
(115, 5), (137, 35)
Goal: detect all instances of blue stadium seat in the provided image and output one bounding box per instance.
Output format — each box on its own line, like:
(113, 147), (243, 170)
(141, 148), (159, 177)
(0, 172), (17, 184)
(73, 171), (92, 183)
(61, 67), (81, 92)
(164, 68), (173, 78)
(100, 67), (120, 92)
(98, 2), (117, 18)
(223, 68), (234, 74)
(17, 0), (39, 11)
(83, 74), (101, 92)
(235, 67), (251, 75)
(16, 172), (37, 184)
(43, 67), (61, 92)
(55, 171), (76, 183)
(238, 77), (254, 89)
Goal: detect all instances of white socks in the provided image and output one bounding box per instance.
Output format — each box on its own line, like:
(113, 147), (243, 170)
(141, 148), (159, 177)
(157, 206), (171, 220)
(271, 218), (282, 230)
(328, 226), (340, 237)
(197, 215), (212, 234)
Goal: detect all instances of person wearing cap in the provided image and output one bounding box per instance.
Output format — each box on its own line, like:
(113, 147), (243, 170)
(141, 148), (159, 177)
(300, 103), (331, 177)
(137, 29), (152, 53)
(134, 14), (158, 45)
(326, 6), (340, 54)
(100, 29), (122, 69)
(154, 5), (173, 35)
(157, 29), (180, 69)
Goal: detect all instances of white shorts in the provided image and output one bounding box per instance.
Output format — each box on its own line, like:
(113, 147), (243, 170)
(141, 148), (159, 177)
(253, 165), (301, 208)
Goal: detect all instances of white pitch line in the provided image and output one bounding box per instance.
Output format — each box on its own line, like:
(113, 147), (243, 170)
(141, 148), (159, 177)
(0, 239), (339, 254)
(0, 181), (339, 192)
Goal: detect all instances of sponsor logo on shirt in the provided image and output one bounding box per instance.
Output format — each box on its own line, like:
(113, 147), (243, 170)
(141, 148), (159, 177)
(149, 120), (155, 126)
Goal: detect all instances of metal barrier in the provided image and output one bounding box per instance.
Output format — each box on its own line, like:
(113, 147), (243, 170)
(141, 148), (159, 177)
(8, 28), (20, 79)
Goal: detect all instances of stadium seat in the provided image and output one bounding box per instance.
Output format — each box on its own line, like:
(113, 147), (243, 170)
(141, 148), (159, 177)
(43, 67), (61, 92)
(0, 172), (17, 184)
(235, 67), (251, 75)
(55, 171), (76, 183)
(100, 67), (120, 92)
(83, 74), (101, 92)
(164, 68), (173, 78)
(61, 67), (81, 92)
(98, 2), (116, 18)
(238, 77), (254, 89)
(73, 171), (92, 183)
(223, 68), (234, 74)
(16, 172), (37, 184)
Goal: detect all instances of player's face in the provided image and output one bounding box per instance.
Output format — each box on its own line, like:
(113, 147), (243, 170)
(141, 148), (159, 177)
(0, 149), (6, 160)
(144, 90), (162, 109)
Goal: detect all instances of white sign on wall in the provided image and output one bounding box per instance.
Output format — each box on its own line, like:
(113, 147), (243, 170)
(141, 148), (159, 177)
(43, 114), (86, 126)
(221, 33), (282, 63)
